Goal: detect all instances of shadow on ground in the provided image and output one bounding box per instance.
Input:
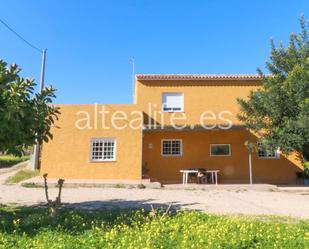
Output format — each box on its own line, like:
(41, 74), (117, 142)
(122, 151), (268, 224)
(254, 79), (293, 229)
(0, 199), (201, 236)
(61, 199), (201, 211)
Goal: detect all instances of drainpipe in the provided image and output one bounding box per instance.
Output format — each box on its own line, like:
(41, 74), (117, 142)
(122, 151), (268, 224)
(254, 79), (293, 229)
(140, 126), (144, 183)
(249, 152), (253, 184)
(245, 140), (255, 185)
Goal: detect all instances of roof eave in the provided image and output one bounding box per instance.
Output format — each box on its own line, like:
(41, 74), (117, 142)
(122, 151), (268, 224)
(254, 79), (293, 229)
(135, 74), (263, 81)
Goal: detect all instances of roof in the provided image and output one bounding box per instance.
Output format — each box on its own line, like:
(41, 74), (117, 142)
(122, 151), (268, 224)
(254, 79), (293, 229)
(135, 74), (262, 81)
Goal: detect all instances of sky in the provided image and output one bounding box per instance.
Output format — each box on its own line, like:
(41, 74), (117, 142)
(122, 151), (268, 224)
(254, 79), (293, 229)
(1, 0), (309, 104)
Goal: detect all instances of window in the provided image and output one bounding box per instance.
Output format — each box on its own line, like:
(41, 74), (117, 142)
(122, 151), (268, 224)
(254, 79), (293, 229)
(257, 142), (279, 159)
(258, 148), (279, 159)
(210, 144), (231, 156)
(162, 93), (184, 112)
(161, 139), (182, 156)
(90, 138), (116, 161)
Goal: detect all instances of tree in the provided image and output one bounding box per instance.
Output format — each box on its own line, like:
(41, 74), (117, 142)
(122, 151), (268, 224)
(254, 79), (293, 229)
(0, 60), (59, 156)
(237, 15), (309, 162)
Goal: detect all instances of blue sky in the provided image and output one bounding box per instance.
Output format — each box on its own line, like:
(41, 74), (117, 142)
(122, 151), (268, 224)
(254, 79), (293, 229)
(1, 1), (309, 104)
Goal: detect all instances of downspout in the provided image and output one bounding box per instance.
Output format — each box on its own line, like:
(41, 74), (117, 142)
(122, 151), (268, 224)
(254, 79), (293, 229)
(245, 140), (255, 185)
(140, 126), (144, 183)
(249, 152), (253, 185)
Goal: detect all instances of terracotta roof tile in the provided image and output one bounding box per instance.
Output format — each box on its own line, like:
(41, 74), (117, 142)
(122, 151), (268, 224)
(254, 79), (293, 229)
(136, 74), (262, 81)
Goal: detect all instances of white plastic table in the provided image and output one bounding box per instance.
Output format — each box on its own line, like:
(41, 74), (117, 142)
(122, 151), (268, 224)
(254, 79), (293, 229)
(180, 169), (220, 185)
(207, 170), (220, 185)
(180, 170), (198, 185)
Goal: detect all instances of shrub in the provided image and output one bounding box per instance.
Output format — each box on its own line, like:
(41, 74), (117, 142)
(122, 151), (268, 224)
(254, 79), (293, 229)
(137, 184), (146, 189)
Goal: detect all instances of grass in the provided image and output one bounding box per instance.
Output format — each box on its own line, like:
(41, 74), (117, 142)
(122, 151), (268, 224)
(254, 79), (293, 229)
(0, 155), (29, 169)
(0, 206), (308, 249)
(137, 184), (146, 189)
(5, 169), (39, 184)
(114, 184), (125, 188)
(20, 182), (43, 188)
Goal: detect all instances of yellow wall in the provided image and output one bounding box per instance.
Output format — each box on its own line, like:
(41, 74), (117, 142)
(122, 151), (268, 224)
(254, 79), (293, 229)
(40, 78), (303, 184)
(136, 80), (261, 126)
(142, 130), (302, 184)
(40, 104), (142, 180)
(137, 79), (303, 184)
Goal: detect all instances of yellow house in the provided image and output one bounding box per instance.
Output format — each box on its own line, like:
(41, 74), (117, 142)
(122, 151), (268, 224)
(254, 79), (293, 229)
(40, 74), (303, 184)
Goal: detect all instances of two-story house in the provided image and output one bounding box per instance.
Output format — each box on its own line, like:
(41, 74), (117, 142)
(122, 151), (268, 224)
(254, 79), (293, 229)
(40, 74), (303, 184)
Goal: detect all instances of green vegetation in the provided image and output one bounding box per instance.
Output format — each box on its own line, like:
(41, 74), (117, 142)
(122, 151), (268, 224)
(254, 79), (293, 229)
(238, 15), (309, 160)
(137, 183), (146, 189)
(0, 60), (59, 156)
(20, 182), (43, 188)
(305, 161), (309, 168)
(5, 169), (39, 184)
(0, 155), (29, 168)
(0, 206), (308, 249)
(114, 184), (125, 188)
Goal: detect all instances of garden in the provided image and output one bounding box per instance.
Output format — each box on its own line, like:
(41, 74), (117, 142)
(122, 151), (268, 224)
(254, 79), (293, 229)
(0, 206), (308, 249)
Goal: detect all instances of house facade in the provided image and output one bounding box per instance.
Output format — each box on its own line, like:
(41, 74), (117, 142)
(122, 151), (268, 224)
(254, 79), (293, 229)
(40, 74), (303, 184)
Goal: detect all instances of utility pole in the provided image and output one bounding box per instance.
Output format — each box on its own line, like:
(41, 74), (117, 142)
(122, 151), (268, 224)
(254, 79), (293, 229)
(31, 49), (47, 170)
(40, 49), (47, 91)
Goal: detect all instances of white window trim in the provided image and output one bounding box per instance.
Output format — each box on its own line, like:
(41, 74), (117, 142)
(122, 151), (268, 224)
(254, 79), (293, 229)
(257, 143), (280, 159)
(161, 139), (183, 157)
(257, 150), (280, 159)
(210, 144), (231, 157)
(162, 92), (184, 113)
(90, 138), (117, 162)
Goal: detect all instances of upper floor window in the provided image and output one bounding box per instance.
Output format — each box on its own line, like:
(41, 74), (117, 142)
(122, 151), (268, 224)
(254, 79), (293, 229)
(257, 143), (280, 159)
(162, 93), (184, 112)
(90, 138), (116, 162)
(258, 148), (279, 159)
(210, 144), (231, 156)
(161, 139), (182, 156)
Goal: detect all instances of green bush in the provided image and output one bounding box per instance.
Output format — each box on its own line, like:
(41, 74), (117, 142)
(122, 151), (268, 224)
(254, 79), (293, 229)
(5, 170), (39, 184)
(0, 206), (308, 248)
(137, 184), (146, 189)
(0, 155), (29, 168)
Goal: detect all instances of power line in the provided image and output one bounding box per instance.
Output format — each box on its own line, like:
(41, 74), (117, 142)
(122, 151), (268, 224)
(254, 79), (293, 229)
(0, 18), (46, 171)
(0, 18), (42, 53)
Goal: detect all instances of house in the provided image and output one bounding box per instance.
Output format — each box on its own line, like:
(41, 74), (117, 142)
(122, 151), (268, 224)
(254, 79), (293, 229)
(40, 74), (303, 184)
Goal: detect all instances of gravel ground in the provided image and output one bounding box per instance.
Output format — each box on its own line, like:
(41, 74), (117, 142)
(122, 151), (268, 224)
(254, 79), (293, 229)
(1, 169), (309, 219)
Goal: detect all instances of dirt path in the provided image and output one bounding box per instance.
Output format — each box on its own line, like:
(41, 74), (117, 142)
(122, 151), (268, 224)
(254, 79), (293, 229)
(0, 166), (23, 184)
(1, 182), (309, 219)
(0, 161), (29, 183)
(1, 163), (308, 219)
